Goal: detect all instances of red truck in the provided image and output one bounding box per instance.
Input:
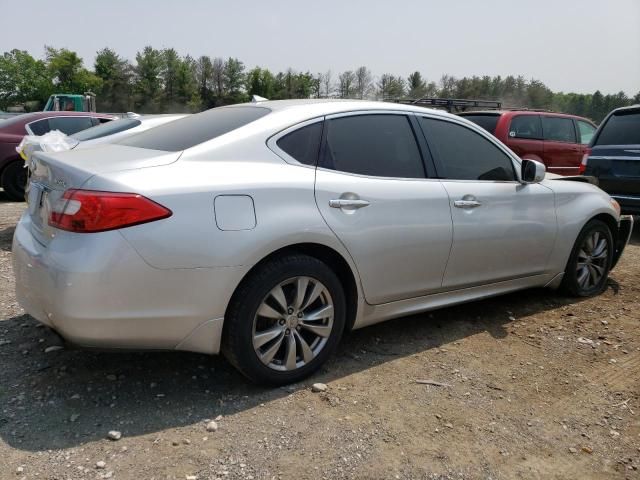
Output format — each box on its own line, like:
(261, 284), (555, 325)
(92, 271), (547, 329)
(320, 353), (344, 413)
(458, 110), (597, 176)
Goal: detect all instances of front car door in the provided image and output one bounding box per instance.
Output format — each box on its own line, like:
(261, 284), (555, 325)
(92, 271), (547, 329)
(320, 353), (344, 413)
(313, 112), (453, 304)
(417, 115), (557, 290)
(541, 115), (581, 175)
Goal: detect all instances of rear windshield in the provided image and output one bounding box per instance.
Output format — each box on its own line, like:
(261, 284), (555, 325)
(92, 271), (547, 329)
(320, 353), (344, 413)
(72, 118), (141, 141)
(595, 110), (640, 146)
(459, 114), (500, 133)
(117, 106), (271, 151)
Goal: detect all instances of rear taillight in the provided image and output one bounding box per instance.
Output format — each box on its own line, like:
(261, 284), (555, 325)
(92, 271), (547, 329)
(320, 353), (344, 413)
(579, 147), (591, 174)
(49, 189), (172, 233)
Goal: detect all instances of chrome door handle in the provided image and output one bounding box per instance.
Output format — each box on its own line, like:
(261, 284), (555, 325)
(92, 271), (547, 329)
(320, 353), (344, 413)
(329, 199), (370, 209)
(454, 200), (481, 208)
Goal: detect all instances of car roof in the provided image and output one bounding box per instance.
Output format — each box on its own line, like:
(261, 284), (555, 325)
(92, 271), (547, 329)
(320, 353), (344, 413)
(610, 104), (640, 114)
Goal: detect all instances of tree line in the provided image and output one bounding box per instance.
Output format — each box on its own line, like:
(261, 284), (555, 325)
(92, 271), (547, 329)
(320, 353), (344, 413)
(0, 46), (638, 122)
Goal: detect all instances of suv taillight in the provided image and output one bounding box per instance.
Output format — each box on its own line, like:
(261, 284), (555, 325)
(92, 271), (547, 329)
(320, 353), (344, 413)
(579, 147), (591, 174)
(49, 189), (172, 233)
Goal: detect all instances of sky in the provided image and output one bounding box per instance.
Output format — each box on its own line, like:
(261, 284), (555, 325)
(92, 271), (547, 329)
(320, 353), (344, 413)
(1, 0), (638, 95)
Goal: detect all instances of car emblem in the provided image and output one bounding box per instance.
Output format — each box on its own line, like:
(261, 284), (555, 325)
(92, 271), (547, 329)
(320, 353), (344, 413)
(54, 178), (67, 188)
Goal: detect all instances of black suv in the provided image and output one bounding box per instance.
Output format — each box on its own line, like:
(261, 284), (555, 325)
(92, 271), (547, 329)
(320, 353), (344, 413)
(582, 105), (640, 214)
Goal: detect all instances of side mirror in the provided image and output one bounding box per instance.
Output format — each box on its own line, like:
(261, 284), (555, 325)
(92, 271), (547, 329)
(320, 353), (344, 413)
(521, 159), (546, 183)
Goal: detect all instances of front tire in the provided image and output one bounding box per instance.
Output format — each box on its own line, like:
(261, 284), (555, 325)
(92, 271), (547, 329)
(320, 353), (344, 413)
(562, 219), (614, 297)
(222, 254), (346, 385)
(1, 160), (27, 201)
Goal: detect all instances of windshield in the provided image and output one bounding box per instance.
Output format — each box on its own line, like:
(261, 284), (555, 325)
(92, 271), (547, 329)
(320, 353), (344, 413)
(595, 110), (640, 145)
(117, 106), (271, 151)
(71, 118), (141, 141)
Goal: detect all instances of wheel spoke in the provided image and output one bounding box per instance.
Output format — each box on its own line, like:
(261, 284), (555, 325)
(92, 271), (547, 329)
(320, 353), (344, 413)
(257, 302), (282, 320)
(285, 333), (297, 370)
(577, 266), (590, 288)
(591, 263), (605, 276)
(295, 330), (314, 363)
(260, 332), (285, 364)
(270, 285), (288, 314)
(253, 326), (284, 349)
(587, 264), (600, 285)
(300, 321), (332, 338)
(302, 281), (325, 310)
(592, 238), (607, 257)
(303, 304), (333, 321)
(585, 234), (595, 254)
(592, 249), (608, 261)
(294, 277), (309, 310)
(577, 249), (589, 261)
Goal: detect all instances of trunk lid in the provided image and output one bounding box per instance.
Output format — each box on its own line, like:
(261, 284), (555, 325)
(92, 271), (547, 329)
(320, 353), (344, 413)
(27, 144), (180, 246)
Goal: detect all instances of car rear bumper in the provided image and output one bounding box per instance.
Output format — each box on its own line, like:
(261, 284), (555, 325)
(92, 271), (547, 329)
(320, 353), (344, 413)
(12, 213), (248, 354)
(611, 195), (640, 215)
(612, 215), (634, 270)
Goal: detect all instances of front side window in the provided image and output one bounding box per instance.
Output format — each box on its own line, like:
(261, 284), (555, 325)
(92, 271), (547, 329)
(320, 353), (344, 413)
(542, 116), (576, 143)
(576, 120), (596, 145)
(419, 117), (516, 181)
(276, 121), (323, 166)
(321, 114), (425, 179)
(48, 117), (95, 135)
(27, 119), (50, 135)
(508, 115), (542, 139)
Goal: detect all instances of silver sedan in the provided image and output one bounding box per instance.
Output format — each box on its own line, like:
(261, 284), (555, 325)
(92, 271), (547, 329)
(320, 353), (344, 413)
(12, 100), (633, 384)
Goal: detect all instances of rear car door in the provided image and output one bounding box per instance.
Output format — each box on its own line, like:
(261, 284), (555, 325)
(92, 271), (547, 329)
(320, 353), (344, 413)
(417, 116), (557, 289)
(313, 112), (453, 304)
(542, 115), (581, 175)
(503, 114), (544, 162)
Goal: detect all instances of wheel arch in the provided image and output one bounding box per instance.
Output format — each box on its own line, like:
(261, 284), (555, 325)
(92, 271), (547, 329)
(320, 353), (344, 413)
(224, 242), (360, 332)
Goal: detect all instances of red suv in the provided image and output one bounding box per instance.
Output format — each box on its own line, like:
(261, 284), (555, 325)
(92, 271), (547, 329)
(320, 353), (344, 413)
(458, 111), (597, 176)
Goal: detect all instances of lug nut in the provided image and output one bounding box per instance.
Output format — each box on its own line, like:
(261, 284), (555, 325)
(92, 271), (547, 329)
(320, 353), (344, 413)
(285, 329), (291, 335)
(279, 319), (285, 326)
(288, 307), (294, 314)
(297, 312), (303, 318)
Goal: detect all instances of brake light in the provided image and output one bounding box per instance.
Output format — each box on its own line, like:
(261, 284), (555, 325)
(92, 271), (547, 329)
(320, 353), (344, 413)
(49, 189), (172, 233)
(579, 147), (591, 174)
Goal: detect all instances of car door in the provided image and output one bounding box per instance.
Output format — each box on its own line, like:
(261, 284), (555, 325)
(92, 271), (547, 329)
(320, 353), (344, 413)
(313, 112), (453, 305)
(417, 116), (557, 290)
(541, 115), (581, 175)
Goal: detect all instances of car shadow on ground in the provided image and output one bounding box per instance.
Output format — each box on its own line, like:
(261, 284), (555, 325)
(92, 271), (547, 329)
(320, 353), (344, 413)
(0, 283), (604, 453)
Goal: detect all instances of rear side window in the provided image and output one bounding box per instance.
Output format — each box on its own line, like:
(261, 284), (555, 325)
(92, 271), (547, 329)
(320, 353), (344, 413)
(459, 114), (500, 133)
(595, 111), (640, 145)
(542, 116), (576, 143)
(321, 114), (425, 179)
(72, 118), (141, 141)
(420, 117), (516, 181)
(576, 120), (596, 145)
(48, 117), (96, 135)
(27, 119), (49, 135)
(118, 106), (270, 151)
(276, 121), (323, 166)
(509, 115), (542, 140)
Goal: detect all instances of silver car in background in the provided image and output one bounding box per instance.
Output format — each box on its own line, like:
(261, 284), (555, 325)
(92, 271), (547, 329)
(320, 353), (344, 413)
(12, 100), (633, 384)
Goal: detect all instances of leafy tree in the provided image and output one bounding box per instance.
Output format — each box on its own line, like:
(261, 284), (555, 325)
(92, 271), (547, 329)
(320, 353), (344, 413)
(133, 46), (163, 112)
(45, 46), (101, 95)
(195, 55), (214, 107)
(0, 49), (52, 110)
(94, 47), (132, 112)
(223, 57), (246, 104)
(407, 71), (427, 98)
(246, 66), (275, 98)
(161, 48), (181, 108)
(378, 74), (405, 99)
(338, 70), (355, 98)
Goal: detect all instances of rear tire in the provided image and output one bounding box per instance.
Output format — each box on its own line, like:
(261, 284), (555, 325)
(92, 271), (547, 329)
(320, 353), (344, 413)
(222, 254), (346, 385)
(561, 219), (614, 297)
(1, 160), (27, 201)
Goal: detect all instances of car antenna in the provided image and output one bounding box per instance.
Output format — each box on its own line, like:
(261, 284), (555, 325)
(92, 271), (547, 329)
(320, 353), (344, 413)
(251, 95), (268, 103)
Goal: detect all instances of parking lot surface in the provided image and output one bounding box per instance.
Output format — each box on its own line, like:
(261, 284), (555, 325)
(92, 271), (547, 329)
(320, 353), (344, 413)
(1, 196), (638, 479)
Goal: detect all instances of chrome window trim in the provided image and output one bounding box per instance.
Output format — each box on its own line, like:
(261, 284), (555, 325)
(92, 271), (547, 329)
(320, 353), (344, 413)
(266, 116), (325, 168)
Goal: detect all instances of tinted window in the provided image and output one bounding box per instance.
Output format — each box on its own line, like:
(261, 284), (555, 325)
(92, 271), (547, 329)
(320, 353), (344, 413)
(119, 106), (270, 151)
(420, 117), (516, 181)
(542, 116), (576, 143)
(509, 115), (542, 139)
(72, 118), (141, 141)
(459, 114), (500, 133)
(577, 120), (596, 145)
(276, 121), (323, 166)
(322, 114), (424, 178)
(47, 117), (96, 135)
(27, 119), (50, 135)
(595, 111), (640, 145)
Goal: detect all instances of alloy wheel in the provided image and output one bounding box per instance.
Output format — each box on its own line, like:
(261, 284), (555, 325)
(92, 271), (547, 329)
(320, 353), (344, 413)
(576, 231), (609, 289)
(252, 276), (334, 371)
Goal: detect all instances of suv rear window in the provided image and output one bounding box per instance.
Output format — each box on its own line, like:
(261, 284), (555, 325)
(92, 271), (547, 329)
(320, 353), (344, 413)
(118, 106), (270, 151)
(595, 110), (640, 146)
(459, 114), (500, 133)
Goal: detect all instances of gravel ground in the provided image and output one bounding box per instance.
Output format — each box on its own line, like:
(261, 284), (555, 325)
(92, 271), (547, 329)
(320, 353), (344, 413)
(0, 195), (639, 480)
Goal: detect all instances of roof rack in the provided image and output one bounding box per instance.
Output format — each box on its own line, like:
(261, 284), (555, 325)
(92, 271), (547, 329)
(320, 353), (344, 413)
(392, 97), (502, 113)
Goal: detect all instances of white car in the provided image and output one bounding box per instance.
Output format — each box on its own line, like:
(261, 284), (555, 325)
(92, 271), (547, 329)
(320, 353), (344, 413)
(12, 100), (633, 385)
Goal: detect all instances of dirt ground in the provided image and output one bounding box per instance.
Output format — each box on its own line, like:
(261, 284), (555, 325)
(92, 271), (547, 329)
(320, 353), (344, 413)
(0, 193), (638, 480)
